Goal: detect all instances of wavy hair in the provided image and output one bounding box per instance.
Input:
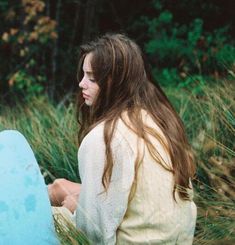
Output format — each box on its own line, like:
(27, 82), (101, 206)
(76, 33), (195, 200)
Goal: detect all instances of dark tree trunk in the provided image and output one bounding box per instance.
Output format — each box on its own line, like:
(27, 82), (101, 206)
(68, 1), (81, 55)
(51, 0), (62, 99)
(82, 0), (99, 43)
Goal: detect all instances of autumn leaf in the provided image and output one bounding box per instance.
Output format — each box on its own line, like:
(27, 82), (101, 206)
(2, 32), (9, 42)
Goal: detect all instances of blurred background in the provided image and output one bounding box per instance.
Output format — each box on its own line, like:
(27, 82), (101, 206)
(0, 1), (234, 244)
(0, 0), (234, 100)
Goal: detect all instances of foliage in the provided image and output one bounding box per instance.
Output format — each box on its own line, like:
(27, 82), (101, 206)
(140, 1), (235, 88)
(0, 0), (57, 98)
(0, 0), (235, 99)
(0, 82), (234, 244)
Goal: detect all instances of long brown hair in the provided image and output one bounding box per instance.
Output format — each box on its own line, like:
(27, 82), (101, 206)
(76, 33), (195, 200)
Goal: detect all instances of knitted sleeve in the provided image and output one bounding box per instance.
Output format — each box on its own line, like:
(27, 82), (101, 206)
(76, 124), (135, 245)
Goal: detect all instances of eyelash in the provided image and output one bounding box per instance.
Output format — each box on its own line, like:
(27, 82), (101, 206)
(82, 71), (95, 82)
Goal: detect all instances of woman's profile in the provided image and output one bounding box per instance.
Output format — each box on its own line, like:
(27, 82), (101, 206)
(0, 33), (197, 245)
(50, 33), (197, 244)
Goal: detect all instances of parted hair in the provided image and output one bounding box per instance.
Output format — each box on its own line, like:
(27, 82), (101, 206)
(76, 33), (195, 200)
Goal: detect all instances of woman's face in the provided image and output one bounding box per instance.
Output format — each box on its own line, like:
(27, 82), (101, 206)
(79, 52), (99, 106)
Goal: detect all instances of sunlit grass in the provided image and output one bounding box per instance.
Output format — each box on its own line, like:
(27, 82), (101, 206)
(0, 96), (80, 183)
(53, 214), (90, 245)
(166, 81), (235, 244)
(0, 82), (234, 244)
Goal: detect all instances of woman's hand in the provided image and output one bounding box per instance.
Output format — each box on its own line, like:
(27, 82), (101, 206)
(48, 178), (81, 208)
(61, 193), (79, 213)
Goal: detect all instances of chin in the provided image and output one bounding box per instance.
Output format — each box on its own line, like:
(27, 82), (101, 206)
(85, 100), (92, 106)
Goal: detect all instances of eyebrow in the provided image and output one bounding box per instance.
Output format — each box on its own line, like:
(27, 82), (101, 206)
(82, 67), (93, 75)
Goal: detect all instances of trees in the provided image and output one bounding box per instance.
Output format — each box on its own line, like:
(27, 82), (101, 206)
(0, 0), (234, 100)
(1, 0), (57, 99)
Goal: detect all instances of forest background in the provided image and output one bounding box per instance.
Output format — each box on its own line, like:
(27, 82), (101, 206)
(0, 0), (234, 244)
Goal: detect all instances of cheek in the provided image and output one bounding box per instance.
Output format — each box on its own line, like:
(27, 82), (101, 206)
(92, 84), (100, 95)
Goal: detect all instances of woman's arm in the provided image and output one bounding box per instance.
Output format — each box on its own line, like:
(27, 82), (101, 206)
(76, 125), (135, 245)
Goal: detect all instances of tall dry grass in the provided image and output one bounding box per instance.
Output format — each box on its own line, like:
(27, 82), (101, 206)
(167, 82), (235, 244)
(0, 97), (79, 183)
(0, 82), (234, 244)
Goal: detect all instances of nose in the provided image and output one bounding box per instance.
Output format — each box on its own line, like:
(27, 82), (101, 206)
(79, 77), (88, 89)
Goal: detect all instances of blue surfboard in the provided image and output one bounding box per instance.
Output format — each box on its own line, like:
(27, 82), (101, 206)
(0, 130), (59, 245)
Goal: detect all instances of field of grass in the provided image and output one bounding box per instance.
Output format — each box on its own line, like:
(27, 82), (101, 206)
(167, 82), (235, 244)
(0, 82), (234, 244)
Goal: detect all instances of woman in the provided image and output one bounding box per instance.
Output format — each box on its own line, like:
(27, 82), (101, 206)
(49, 33), (197, 244)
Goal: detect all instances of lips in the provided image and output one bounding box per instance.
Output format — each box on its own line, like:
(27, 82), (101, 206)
(82, 93), (90, 99)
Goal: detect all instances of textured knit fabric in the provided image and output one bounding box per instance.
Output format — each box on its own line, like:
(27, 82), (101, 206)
(76, 111), (197, 244)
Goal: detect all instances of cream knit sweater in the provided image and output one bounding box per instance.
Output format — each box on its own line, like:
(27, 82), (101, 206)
(76, 111), (197, 244)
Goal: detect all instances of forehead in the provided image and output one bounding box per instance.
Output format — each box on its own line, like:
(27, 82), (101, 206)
(83, 52), (93, 72)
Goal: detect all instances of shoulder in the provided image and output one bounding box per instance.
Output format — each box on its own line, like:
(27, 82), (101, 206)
(78, 118), (136, 158)
(82, 122), (105, 145)
(78, 120), (124, 151)
(81, 118), (132, 146)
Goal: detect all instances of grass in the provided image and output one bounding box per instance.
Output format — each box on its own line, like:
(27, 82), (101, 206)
(0, 82), (234, 244)
(53, 215), (90, 245)
(0, 97), (80, 184)
(166, 81), (235, 244)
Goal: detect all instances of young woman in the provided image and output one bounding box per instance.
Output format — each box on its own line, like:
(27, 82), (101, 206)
(49, 33), (197, 244)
